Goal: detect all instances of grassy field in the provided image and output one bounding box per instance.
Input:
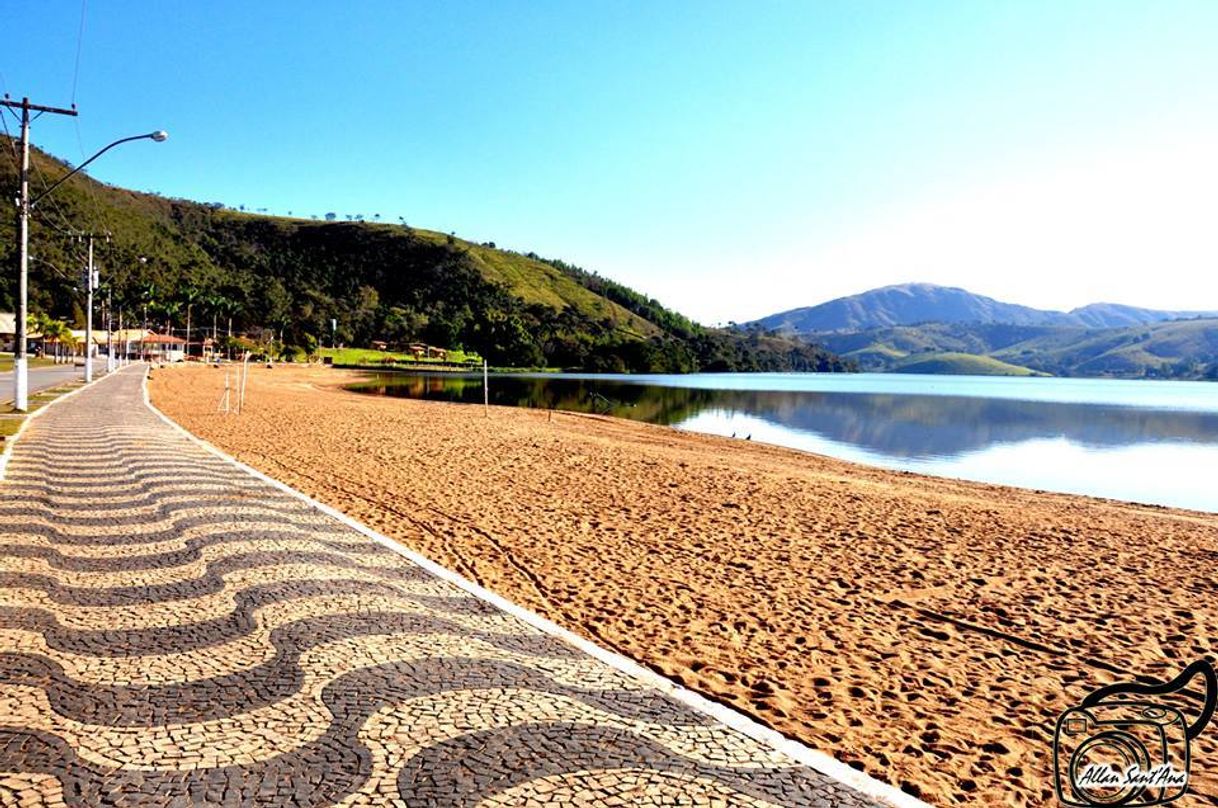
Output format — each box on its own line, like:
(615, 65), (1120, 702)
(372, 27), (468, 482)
(891, 351), (1047, 376)
(316, 347), (483, 367)
(0, 381), (86, 443)
(0, 355), (57, 373)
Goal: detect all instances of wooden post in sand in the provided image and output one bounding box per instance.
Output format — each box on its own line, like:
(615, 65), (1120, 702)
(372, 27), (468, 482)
(483, 359), (489, 418)
(217, 370), (231, 414)
(238, 352), (252, 414)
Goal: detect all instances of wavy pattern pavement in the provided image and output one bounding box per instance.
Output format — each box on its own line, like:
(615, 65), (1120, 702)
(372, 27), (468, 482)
(0, 367), (882, 806)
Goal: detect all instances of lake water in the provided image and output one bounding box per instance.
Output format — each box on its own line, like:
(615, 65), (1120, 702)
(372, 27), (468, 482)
(348, 372), (1218, 512)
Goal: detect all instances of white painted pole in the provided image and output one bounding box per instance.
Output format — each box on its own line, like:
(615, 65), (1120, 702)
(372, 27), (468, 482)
(106, 287), (115, 374)
(238, 352), (251, 414)
(12, 103), (31, 412)
(483, 359), (489, 418)
(84, 237), (95, 383)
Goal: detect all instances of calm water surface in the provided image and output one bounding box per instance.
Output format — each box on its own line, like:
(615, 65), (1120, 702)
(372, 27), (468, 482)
(349, 372), (1218, 512)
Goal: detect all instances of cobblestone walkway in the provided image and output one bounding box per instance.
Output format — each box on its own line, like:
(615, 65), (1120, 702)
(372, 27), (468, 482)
(0, 369), (884, 807)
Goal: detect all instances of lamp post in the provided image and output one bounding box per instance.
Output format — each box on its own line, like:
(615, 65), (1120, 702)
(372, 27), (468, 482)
(9, 125), (167, 410)
(105, 284), (114, 374)
(84, 235), (96, 382)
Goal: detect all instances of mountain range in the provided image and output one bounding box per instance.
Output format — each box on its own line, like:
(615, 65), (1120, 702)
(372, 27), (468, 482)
(753, 282), (1218, 333)
(750, 283), (1218, 379)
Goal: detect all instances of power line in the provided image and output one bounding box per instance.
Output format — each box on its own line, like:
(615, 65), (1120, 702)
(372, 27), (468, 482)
(29, 157), (82, 236)
(0, 104), (21, 171)
(73, 119), (106, 229)
(71, 0), (89, 106)
(67, 0), (106, 228)
(1, 95), (80, 412)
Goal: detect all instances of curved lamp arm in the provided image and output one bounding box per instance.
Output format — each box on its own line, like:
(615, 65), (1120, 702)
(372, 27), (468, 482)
(32, 130), (168, 208)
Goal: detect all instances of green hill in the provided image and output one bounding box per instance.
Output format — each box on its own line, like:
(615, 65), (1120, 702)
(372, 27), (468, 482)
(890, 352), (1046, 376)
(817, 319), (1218, 379)
(0, 141), (852, 374)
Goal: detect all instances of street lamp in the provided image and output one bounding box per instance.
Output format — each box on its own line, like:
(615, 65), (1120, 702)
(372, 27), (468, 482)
(10, 128), (167, 410)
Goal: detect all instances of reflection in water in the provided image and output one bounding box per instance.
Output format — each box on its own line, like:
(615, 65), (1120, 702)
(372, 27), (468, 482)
(348, 373), (1218, 511)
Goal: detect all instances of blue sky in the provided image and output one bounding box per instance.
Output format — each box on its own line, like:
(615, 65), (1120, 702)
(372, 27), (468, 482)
(4, 1), (1217, 323)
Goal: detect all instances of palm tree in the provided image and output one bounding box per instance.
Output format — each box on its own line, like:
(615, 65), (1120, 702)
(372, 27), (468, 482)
(56, 321), (79, 363)
(49, 320), (77, 363)
(28, 312), (53, 361)
(205, 293), (226, 356)
(137, 282), (158, 333)
(179, 285), (203, 359)
(211, 296), (242, 359)
(29, 314), (75, 363)
(156, 300), (182, 337)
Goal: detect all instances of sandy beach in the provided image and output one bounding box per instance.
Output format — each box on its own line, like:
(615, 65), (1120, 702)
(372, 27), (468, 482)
(149, 364), (1218, 806)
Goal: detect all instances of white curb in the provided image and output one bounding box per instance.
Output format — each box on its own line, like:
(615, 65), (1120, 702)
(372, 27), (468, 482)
(141, 370), (931, 808)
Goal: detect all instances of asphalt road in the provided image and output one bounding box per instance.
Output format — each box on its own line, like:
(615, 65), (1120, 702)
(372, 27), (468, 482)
(0, 359), (106, 405)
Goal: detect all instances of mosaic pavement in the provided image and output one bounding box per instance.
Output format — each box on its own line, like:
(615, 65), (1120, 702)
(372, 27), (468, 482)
(0, 368), (884, 807)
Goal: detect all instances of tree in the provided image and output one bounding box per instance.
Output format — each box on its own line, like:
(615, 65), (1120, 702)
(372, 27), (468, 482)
(301, 332), (318, 359)
(179, 285), (203, 358)
(261, 278), (293, 335)
(349, 285), (380, 344)
(203, 295), (241, 359)
(28, 312), (54, 358)
(137, 282), (159, 332)
(384, 306), (429, 346)
(29, 312), (75, 363)
(325, 212), (337, 222)
(204, 293), (227, 348)
(154, 299), (181, 336)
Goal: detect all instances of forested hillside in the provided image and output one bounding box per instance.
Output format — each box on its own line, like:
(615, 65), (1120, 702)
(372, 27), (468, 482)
(0, 141), (851, 373)
(816, 319), (1218, 379)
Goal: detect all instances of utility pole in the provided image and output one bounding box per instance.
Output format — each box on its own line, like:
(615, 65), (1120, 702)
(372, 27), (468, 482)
(85, 236), (93, 381)
(1, 96), (78, 411)
(106, 285), (114, 374)
(67, 231), (108, 382)
(82, 234), (99, 382)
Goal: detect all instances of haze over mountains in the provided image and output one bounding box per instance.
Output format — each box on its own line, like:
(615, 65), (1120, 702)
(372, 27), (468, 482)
(750, 283), (1218, 379)
(753, 283), (1218, 334)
